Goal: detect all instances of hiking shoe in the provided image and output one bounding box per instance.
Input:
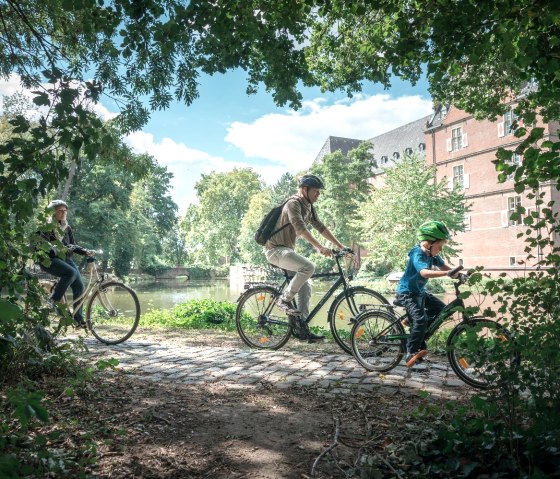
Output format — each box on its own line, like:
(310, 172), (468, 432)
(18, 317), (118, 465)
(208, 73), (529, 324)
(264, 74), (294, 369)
(276, 298), (301, 316)
(406, 350), (428, 368)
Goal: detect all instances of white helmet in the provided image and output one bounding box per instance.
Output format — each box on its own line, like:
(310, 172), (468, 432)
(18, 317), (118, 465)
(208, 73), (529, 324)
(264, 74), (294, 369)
(48, 199), (68, 209)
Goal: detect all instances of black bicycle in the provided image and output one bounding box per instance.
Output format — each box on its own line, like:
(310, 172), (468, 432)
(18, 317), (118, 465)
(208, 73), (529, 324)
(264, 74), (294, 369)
(350, 267), (519, 389)
(235, 248), (389, 353)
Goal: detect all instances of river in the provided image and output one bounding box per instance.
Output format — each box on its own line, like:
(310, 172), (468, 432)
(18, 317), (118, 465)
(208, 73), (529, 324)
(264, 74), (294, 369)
(131, 278), (395, 330)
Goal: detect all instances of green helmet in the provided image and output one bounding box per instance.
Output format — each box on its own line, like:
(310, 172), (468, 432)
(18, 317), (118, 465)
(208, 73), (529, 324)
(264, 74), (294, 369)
(417, 221), (451, 242)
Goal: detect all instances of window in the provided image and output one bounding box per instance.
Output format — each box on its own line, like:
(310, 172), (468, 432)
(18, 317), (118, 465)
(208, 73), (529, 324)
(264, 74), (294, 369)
(507, 153), (522, 180)
(380, 155), (388, 165)
(405, 147), (413, 156)
(509, 256), (516, 266)
(453, 165), (464, 189)
(418, 142), (426, 152)
(464, 214), (471, 231)
(393, 152), (400, 160)
(505, 109), (518, 135)
(451, 127), (463, 151)
(508, 196), (522, 226)
(459, 258), (464, 266)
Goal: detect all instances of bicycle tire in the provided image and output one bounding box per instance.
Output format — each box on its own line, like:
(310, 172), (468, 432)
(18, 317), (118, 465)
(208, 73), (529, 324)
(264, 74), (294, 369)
(236, 286), (291, 350)
(447, 317), (518, 389)
(351, 309), (406, 372)
(328, 286), (390, 354)
(86, 282), (140, 345)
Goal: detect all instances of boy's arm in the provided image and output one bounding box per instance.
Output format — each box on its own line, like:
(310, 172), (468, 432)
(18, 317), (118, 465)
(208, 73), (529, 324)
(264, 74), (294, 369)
(419, 263), (454, 279)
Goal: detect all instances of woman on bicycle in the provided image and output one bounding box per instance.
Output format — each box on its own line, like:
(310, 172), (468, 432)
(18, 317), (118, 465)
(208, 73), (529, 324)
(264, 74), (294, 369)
(396, 221), (458, 367)
(37, 199), (93, 327)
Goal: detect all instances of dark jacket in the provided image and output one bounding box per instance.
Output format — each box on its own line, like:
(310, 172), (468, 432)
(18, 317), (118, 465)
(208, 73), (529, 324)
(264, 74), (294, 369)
(38, 224), (88, 259)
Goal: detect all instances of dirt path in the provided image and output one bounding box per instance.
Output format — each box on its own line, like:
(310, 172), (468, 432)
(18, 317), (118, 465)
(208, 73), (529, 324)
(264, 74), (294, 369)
(61, 328), (472, 478)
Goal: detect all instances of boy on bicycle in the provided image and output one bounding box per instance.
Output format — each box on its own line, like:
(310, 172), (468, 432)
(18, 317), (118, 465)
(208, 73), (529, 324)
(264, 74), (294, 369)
(396, 221), (458, 367)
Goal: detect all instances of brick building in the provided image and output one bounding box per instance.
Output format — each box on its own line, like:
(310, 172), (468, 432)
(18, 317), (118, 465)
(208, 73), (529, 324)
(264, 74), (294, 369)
(426, 104), (560, 272)
(315, 104), (559, 273)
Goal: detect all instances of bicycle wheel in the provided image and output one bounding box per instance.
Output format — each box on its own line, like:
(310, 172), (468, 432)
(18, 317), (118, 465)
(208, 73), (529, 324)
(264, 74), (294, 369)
(236, 286), (291, 349)
(351, 309), (406, 372)
(328, 286), (390, 354)
(86, 282), (140, 345)
(447, 317), (518, 389)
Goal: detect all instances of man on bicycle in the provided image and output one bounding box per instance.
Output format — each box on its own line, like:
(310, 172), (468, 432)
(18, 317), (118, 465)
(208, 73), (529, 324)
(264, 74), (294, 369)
(396, 221), (458, 367)
(265, 174), (347, 342)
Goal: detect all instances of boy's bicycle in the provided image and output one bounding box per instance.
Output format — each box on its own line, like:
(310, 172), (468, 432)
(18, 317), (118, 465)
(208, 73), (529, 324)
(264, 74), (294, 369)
(350, 267), (519, 389)
(44, 253), (140, 345)
(235, 248), (389, 353)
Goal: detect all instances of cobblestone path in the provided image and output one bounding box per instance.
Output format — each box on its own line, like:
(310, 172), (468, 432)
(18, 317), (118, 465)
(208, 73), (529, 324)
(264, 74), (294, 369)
(82, 338), (470, 399)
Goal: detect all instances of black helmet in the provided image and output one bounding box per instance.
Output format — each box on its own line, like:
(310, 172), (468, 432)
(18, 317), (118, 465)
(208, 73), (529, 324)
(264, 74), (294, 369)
(298, 174), (325, 189)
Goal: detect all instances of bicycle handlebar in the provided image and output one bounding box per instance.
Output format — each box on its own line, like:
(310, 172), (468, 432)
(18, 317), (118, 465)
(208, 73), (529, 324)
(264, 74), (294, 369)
(332, 247), (354, 258)
(447, 265), (463, 277)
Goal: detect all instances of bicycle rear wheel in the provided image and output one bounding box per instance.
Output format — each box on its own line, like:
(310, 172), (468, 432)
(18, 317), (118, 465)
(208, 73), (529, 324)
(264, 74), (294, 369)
(351, 310), (406, 372)
(86, 282), (140, 345)
(236, 286), (291, 349)
(329, 287), (390, 354)
(447, 317), (518, 389)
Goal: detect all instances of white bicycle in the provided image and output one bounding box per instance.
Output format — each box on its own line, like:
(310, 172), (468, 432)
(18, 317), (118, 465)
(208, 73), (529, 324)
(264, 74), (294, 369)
(42, 252), (140, 345)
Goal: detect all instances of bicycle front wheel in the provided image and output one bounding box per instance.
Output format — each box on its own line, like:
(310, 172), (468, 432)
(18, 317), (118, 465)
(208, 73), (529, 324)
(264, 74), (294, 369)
(447, 317), (518, 389)
(236, 286), (291, 349)
(86, 282), (140, 345)
(328, 287), (389, 354)
(351, 310), (406, 372)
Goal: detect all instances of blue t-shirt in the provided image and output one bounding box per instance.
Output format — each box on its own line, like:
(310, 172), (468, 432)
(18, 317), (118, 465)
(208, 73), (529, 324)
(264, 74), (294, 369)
(396, 244), (445, 294)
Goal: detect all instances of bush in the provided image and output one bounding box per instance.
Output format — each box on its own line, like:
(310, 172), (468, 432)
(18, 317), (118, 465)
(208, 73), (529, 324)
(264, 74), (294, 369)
(141, 299), (237, 331)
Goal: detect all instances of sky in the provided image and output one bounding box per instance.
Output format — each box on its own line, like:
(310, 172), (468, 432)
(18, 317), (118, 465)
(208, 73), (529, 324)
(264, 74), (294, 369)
(0, 70), (433, 215)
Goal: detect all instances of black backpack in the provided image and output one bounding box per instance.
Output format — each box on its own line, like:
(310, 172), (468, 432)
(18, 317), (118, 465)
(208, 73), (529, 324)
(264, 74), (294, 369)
(254, 199), (290, 246)
(254, 198), (314, 246)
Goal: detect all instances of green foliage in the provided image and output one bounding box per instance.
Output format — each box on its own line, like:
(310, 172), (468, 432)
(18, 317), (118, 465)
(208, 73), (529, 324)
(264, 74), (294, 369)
(311, 141), (373, 246)
(239, 189), (274, 265)
(141, 299), (237, 331)
(181, 168), (263, 266)
(353, 155), (468, 270)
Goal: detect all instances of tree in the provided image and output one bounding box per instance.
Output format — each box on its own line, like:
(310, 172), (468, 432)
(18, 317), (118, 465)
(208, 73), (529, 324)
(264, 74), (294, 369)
(182, 168), (263, 266)
(311, 141), (373, 247)
(238, 190), (273, 266)
(353, 155), (468, 271)
(270, 172), (298, 205)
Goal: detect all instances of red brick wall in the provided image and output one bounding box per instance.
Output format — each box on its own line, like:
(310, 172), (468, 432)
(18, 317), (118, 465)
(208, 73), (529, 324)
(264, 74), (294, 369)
(427, 106), (558, 273)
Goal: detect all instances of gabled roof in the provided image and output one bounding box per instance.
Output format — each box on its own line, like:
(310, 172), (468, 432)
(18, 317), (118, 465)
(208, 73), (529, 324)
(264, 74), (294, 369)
(314, 135), (363, 163)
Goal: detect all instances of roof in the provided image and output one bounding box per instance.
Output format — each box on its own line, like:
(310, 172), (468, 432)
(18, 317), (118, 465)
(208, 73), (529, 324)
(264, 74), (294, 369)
(369, 115), (430, 174)
(314, 136), (363, 163)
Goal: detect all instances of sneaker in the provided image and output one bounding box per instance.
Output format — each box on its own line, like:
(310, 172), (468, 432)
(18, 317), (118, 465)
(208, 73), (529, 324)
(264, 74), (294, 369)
(276, 298), (301, 316)
(406, 350), (428, 368)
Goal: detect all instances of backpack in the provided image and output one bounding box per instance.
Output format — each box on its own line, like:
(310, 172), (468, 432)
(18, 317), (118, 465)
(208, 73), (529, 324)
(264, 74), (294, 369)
(254, 199), (290, 246)
(254, 197), (315, 246)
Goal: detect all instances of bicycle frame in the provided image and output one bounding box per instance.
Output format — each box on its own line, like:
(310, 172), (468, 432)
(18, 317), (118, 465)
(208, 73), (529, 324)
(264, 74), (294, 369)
(383, 281), (468, 342)
(275, 253), (354, 324)
(59, 258), (112, 318)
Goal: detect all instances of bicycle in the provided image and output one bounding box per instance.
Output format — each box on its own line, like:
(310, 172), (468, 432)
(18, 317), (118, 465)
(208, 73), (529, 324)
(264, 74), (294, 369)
(235, 248), (389, 353)
(350, 266), (519, 389)
(44, 252), (141, 345)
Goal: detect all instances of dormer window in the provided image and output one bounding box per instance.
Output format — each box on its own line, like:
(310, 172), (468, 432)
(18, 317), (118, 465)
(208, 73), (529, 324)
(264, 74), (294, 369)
(418, 142), (426, 151)
(405, 147), (413, 156)
(380, 155), (388, 164)
(393, 152), (400, 160)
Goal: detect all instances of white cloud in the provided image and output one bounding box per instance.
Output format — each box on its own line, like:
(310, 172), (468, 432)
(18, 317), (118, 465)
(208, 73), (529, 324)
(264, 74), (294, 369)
(125, 131), (241, 213)
(225, 93), (433, 171)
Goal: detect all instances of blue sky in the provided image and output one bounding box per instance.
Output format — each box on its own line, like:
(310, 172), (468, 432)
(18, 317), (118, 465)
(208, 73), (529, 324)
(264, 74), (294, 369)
(0, 70), (433, 215)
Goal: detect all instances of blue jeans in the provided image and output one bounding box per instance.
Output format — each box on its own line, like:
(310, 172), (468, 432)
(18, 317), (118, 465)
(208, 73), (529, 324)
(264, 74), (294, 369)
(396, 292), (445, 354)
(40, 257), (84, 323)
